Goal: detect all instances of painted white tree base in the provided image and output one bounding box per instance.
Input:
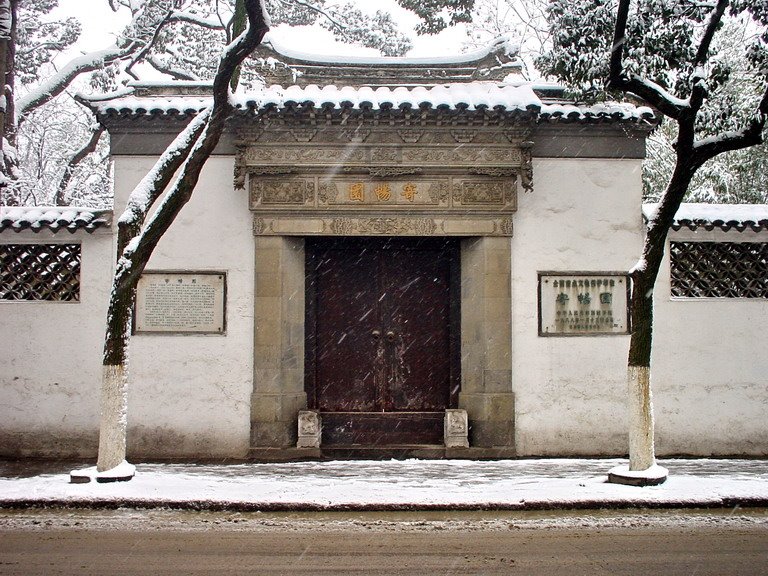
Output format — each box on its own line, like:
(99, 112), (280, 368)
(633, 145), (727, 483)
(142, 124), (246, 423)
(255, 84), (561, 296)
(608, 464), (668, 487)
(69, 461), (136, 484)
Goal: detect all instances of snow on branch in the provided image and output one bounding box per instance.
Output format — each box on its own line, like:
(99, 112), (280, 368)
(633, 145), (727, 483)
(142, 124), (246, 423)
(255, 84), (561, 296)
(167, 11), (226, 30)
(146, 54), (200, 81)
(15, 47), (137, 122)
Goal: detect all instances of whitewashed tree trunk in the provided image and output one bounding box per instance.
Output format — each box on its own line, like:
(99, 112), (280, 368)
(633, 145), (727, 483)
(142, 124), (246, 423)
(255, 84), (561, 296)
(627, 366), (655, 471)
(97, 364), (129, 472)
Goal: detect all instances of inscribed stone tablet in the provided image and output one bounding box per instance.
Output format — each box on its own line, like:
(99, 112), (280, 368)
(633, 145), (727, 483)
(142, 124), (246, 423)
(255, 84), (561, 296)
(135, 272), (225, 334)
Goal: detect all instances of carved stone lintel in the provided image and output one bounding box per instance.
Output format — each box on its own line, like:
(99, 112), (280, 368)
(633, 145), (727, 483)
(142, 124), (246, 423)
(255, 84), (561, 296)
(297, 411), (322, 448)
(444, 409), (469, 448)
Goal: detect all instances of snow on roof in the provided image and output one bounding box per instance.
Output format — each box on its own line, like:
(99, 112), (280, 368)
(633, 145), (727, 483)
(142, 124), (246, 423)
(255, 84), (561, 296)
(0, 206), (112, 234)
(260, 33), (521, 67)
(87, 83), (656, 124)
(643, 203), (768, 232)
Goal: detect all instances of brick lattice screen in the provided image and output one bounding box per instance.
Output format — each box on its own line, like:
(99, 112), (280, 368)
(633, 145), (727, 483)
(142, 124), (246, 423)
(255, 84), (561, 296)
(670, 241), (768, 298)
(0, 244), (81, 301)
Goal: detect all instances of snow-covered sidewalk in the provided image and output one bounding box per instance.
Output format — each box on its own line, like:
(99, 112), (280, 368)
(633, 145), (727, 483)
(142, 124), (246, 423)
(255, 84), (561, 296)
(1, 458), (767, 511)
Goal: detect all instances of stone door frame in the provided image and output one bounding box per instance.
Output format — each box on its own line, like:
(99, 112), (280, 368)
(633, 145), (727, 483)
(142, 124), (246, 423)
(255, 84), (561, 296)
(249, 234), (514, 458)
(242, 126), (521, 458)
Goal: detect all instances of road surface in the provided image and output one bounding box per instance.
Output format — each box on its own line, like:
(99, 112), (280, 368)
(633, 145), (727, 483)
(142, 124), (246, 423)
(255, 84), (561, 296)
(1, 508), (766, 575)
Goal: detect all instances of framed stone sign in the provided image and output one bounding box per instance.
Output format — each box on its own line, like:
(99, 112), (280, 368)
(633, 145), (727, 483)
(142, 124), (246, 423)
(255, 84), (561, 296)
(134, 272), (226, 334)
(538, 272), (630, 336)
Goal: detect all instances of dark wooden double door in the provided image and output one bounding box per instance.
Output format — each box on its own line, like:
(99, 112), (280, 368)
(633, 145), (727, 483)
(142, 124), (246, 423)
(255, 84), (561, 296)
(306, 238), (460, 447)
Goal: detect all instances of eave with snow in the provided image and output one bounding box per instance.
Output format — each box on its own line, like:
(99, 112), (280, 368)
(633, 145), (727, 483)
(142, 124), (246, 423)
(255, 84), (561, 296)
(2, 38), (766, 462)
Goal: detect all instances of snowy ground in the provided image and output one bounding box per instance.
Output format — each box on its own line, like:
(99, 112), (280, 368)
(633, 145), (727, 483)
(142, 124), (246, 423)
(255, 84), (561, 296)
(1, 458), (767, 512)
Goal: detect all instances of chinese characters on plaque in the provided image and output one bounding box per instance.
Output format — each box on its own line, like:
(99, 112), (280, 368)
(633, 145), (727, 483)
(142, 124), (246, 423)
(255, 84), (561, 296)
(539, 273), (629, 336)
(347, 181), (419, 203)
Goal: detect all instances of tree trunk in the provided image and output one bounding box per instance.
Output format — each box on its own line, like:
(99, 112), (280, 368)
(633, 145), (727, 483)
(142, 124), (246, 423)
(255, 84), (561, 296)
(95, 0), (269, 475)
(626, 161), (695, 471)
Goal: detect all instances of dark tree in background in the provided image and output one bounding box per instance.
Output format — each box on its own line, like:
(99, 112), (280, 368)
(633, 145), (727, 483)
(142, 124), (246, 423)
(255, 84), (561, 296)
(405, 0), (767, 473)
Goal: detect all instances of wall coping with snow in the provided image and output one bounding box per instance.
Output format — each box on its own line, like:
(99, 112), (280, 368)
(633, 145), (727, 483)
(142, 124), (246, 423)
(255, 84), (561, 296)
(0, 207), (113, 234)
(643, 203), (768, 233)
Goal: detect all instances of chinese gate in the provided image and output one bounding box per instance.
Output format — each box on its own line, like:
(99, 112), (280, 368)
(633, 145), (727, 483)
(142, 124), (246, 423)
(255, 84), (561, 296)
(305, 237), (460, 446)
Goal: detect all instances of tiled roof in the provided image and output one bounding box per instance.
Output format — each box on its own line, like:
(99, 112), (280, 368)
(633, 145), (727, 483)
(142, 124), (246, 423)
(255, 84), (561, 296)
(643, 203), (768, 232)
(86, 83), (657, 125)
(0, 207), (112, 233)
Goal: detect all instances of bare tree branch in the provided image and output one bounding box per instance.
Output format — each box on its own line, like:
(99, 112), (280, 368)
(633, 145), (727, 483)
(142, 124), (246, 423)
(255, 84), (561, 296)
(608, 0), (630, 81)
(694, 0), (729, 68)
(53, 125), (105, 206)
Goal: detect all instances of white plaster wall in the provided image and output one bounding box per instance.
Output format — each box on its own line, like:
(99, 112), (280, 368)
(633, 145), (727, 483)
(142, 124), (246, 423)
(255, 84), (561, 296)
(652, 228), (768, 456)
(0, 229), (114, 457)
(511, 158), (644, 456)
(111, 156), (254, 459)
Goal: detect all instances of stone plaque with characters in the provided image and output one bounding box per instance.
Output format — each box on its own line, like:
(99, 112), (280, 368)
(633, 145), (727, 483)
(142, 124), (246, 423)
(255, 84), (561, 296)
(538, 272), (630, 336)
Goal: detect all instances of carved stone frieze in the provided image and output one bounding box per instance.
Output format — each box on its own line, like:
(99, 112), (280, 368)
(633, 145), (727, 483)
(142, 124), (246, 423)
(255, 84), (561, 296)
(253, 217), (267, 235)
(368, 167), (423, 178)
(469, 167), (519, 178)
(242, 146), (367, 165)
(453, 179), (517, 208)
(428, 180), (450, 204)
(370, 147), (400, 163)
(450, 129), (476, 143)
(250, 179), (315, 206)
(291, 128), (317, 142)
(251, 215), (515, 237)
(318, 180), (339, 204)
(340, 127), (371, 142)
(330, 217), (438, 236)
(398, 129), (422, 143)
(238, 144), (527, 171)
(499, 217), (514, 236)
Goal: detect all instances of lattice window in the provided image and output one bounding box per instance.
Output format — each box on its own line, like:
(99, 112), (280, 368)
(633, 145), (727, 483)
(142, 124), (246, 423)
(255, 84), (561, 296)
(0, 244), (81, 301)
(670, 241), (768, 298)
